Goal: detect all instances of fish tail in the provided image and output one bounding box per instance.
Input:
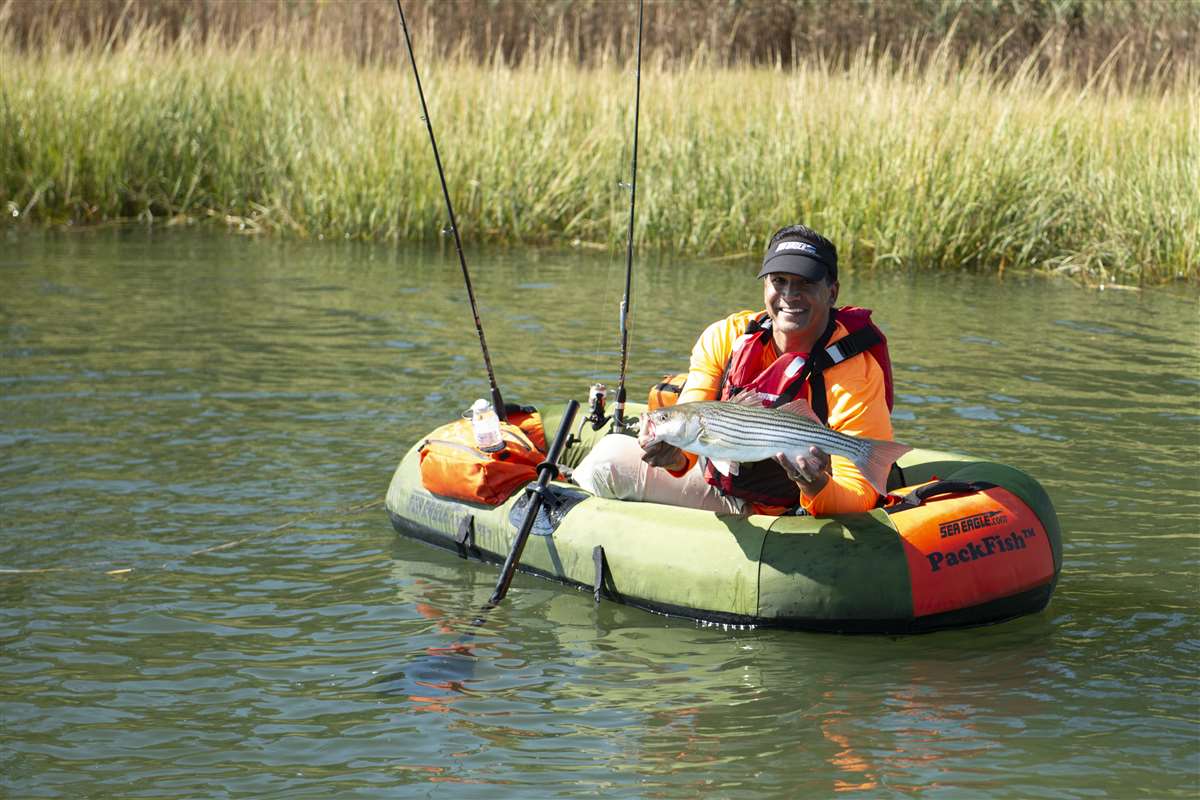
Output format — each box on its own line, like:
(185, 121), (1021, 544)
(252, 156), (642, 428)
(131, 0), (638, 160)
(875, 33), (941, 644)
(849, 438), (913, 495)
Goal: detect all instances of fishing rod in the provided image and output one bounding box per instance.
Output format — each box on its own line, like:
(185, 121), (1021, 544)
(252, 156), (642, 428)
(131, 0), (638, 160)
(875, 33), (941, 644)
(394, 0), (507, 421)
(610, 0), (645, 434)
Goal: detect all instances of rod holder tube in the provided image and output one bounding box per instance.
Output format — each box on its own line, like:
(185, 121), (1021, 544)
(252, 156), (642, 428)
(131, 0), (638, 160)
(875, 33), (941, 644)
(487, 400), (581, 607)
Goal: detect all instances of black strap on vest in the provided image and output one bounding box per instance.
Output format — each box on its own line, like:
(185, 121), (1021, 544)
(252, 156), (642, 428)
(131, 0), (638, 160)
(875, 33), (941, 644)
(744, 313), (770, 337)
(773, 317), (838, 422)
(821, 324), (883, 369)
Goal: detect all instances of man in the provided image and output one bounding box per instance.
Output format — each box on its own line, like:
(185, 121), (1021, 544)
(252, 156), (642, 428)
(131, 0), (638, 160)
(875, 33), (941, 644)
(575, 224), (896, 516)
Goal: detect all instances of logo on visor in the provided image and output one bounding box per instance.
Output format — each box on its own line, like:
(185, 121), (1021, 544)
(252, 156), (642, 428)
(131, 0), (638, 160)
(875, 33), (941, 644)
(775, 241), (819, 257)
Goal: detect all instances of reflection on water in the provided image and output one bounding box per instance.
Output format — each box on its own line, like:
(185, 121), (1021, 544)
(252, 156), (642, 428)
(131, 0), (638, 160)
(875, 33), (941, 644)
(1, 230), (1197, 798)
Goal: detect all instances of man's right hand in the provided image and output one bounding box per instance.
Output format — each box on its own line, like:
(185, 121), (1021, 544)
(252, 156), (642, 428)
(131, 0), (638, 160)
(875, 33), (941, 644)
(641, 440), (688, 471)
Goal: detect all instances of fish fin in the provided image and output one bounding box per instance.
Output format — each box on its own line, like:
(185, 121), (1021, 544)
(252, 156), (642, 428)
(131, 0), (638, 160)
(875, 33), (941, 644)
(695, 428), (738, 477)
(728, 390), (772, 408)
(849, 438), (914, 495)
(774, 397), (823, 424)
(709, 458), (739, 477)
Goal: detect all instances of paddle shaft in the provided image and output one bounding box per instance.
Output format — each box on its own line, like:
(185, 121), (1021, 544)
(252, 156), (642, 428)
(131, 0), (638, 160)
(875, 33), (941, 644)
(487, 400), (580, 607)
(393, 0), (507, 421)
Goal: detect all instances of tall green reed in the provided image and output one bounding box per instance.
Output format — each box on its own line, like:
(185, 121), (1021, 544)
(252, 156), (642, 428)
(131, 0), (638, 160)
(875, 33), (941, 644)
(1, 22), (1195, 282)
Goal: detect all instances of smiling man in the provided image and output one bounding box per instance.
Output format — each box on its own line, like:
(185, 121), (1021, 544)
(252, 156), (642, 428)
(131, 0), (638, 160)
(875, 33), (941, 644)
(575, 224), (899, 516)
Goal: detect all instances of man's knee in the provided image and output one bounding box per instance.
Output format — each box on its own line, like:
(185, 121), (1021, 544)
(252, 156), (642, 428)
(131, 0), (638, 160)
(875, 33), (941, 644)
(575, 458), (617, 497)
(573, 437), (644, 500)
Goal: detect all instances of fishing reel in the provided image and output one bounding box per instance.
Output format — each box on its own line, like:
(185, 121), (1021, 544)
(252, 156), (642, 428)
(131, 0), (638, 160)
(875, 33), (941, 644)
(583, 383), (611, 431)
(566, 383), (641, 450)
(566, 383), (611, 452)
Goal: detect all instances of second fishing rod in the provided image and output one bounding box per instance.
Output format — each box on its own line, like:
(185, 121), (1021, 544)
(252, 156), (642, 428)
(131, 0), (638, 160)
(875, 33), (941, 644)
(608, 0), (646, 435)
(397, 0), (644, 435)
(394, 0), (507, 423)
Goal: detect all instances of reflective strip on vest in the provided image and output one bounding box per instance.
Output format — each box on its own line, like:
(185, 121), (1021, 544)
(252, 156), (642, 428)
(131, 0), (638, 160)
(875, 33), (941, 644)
(783, 355), (806, 378)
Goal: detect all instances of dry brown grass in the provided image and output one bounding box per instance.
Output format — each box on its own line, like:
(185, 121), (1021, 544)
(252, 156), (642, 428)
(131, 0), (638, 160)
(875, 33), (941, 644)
(3, 0), (1197, 83)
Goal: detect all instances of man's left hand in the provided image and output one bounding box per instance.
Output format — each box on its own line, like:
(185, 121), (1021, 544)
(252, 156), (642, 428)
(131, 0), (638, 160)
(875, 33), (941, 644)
(775, 446), (832, 496)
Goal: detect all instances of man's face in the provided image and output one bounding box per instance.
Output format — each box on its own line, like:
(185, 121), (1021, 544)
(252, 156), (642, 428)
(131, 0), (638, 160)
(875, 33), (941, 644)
(763, 273), (839, 348)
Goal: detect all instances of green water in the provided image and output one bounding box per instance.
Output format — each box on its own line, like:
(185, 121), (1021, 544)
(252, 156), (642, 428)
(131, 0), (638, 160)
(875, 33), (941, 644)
(2, 230), (1197, 798)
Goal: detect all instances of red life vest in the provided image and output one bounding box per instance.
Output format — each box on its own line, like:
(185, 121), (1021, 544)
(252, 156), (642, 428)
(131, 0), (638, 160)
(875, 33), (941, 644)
(703, 306), (894, 508)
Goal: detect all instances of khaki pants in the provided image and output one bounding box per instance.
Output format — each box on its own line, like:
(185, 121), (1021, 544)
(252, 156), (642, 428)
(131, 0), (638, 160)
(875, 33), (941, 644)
(572, 434), (745, 515)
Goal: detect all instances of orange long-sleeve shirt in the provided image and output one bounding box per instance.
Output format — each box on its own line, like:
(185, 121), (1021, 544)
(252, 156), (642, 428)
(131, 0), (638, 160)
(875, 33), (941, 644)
(673, 310), (894, 516)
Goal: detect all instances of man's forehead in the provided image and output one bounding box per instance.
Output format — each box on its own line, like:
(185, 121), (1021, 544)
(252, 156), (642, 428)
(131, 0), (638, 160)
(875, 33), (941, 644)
(766, 273), (819, 285)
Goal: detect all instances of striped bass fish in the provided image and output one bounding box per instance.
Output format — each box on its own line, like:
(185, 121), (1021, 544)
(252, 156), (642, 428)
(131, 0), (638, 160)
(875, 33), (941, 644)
(638, 392), (912, 494)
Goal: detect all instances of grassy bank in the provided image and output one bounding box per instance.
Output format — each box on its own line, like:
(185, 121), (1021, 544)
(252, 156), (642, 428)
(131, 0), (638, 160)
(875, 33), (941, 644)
(1, 25), (1196, 283)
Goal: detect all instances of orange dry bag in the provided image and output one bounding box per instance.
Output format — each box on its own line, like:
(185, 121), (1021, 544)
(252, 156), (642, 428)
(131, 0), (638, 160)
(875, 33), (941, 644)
(418, 409), (548, 506)
(647, 373), (688, 410)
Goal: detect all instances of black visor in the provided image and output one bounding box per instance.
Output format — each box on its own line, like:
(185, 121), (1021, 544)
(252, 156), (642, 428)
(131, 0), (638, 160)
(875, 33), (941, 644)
(757, 237), (837, 281)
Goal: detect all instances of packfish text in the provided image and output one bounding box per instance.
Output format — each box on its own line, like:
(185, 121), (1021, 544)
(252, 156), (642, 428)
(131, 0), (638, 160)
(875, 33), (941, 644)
(926, 528), (1038, 572)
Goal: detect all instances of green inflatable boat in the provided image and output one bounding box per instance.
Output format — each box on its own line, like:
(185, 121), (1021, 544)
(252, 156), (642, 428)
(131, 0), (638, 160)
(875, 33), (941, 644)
(386, 402), (1062, 633)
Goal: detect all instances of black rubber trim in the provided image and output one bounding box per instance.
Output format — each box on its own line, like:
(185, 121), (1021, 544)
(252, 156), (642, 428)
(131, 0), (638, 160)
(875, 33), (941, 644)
(593, 545), (606, 603)
(452, 514), (475, 558)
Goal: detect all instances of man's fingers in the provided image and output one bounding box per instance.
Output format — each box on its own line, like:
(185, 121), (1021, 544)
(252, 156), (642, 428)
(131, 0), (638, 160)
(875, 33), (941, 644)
(777, 452), (815, 484)
(643, 442), (685, 470)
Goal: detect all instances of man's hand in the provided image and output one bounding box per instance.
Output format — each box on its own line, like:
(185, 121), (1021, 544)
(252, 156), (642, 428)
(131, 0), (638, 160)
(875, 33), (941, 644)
(641, 440), (688, 471)
(775, 446), (832, 496)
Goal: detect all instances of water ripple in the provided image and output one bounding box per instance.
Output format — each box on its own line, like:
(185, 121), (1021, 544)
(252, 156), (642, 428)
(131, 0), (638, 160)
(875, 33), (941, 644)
(2, 234), (1197, 799)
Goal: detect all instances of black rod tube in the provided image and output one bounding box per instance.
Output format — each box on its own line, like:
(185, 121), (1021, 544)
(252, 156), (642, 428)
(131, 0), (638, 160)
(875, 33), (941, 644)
(394, 0), (507, 421)
(487, 400), (580, 607)
(612, 0), (644, 431)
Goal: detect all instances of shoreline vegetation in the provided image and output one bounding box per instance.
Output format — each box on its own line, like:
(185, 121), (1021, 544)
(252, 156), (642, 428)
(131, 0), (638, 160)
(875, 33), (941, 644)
(1, 1), (1197, 283)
